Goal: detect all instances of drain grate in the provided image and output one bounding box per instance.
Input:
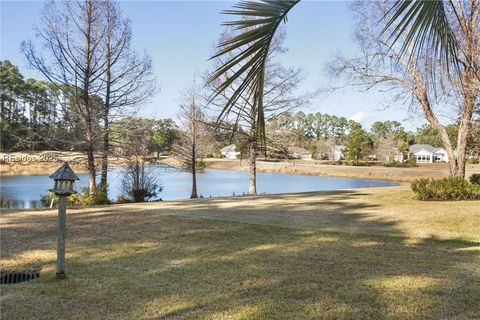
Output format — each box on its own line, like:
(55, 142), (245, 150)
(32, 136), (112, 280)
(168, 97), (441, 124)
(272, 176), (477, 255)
(0, 271), (39, 284)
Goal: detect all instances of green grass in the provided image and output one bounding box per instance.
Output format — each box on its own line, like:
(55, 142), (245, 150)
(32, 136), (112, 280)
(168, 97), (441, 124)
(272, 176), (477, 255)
(1, 186), (479, 319)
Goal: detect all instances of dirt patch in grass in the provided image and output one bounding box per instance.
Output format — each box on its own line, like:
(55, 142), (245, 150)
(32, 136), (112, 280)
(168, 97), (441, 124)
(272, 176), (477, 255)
(1, 187), (479, 319)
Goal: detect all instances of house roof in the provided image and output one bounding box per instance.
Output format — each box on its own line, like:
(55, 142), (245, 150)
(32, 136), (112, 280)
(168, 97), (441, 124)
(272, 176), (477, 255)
(409, 144), (445, 154)
(220, 144), (236, 153)
(287, 146), (311, 155)
(49, 162), (80, 181)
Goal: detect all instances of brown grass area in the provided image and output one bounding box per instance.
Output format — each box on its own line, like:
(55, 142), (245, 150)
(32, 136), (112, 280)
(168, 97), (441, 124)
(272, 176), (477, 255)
(206, 159), (480, 182)
(1, 186), (479, 319)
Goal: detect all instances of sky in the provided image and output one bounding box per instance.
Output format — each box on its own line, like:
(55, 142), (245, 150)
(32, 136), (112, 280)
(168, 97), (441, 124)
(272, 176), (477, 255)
(0, 0), (428, 131)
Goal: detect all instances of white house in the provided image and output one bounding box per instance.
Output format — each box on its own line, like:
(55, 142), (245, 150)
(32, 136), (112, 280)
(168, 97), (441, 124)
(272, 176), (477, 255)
(287, 146), (312, 160)
(409, 144), (449, 163)
(220, 144), (241, 160)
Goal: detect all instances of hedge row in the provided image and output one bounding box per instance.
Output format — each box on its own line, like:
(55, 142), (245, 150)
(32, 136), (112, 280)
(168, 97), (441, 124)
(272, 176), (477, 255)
(411, 177), (480, 201)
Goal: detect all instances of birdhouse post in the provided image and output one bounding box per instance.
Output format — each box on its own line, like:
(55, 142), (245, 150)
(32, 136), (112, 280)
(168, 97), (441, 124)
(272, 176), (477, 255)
(49, 162), (79, 279)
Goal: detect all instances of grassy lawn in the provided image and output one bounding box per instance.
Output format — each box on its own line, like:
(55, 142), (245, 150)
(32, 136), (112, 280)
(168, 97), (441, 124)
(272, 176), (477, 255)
(1, 186), (479, 319)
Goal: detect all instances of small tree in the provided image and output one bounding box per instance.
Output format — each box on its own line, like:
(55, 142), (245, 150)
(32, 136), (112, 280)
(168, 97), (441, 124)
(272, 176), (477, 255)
(375, 134), (401, 162)
(149, 119), (176, 157)
(121, 160), (162, 202)
(344, 127), (373, 161)
(115, 117), (162, 202)
(172, 79), (213, 199)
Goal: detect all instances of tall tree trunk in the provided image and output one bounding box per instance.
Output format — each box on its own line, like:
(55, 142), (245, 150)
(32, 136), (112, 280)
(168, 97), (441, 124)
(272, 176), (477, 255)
(84, 0), (96, 195)
(248, 136), (257, 195)
(100, 50), (111, 194)
(191, 143), (198, 199)
(86, 138), (96, 194)
(100, 117), (109, 192)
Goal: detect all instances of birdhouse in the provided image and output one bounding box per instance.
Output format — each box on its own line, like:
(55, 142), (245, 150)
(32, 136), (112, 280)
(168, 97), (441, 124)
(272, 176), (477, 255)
(49, 162), (80, 195)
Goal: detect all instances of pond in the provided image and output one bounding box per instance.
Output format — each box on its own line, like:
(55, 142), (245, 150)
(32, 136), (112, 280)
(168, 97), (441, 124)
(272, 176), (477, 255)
(0, 165), (399, 209)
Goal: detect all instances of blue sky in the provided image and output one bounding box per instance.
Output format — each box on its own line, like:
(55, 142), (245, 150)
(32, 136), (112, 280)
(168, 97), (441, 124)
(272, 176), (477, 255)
(1, 0), (426, 131)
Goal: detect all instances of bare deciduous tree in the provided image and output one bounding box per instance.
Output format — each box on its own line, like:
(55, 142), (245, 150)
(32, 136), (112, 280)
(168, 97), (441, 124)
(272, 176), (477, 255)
(22, 0), (155, 197)
(376, 134), (402, 162)
(22, 0), (108, 194)
(99, 1), (155, 195)
(172, 79), (214, 199)
(328, 0), (479, 177)
(117, 117), (162, 202)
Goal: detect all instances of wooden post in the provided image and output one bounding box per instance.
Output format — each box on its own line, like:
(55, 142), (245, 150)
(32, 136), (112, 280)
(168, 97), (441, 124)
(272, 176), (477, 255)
(56, 195), (67, 279)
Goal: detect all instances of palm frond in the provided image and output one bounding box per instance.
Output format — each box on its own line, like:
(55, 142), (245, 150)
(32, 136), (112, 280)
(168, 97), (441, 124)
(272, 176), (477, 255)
(208, 0), (299, 142)
(383, 0), (458, 68)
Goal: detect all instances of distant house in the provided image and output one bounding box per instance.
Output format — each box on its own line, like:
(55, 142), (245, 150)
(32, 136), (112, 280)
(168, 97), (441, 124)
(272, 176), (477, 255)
(409, 144), (449, 163)
(220, 144), (241, 160)
(332, 145), (345, 161)
(287, 146), (312, 160)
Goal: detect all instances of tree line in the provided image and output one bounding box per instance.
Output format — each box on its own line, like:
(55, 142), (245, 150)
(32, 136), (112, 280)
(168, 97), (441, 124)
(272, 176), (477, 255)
(264, 111), (480, 162)
(208, 0), (479, 182)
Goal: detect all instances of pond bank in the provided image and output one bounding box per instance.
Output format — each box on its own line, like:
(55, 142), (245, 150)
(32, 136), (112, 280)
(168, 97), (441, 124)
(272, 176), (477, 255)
(1, 165), (399, 209)
(205, 159), (479, 182)
(2, 151), (478, 182)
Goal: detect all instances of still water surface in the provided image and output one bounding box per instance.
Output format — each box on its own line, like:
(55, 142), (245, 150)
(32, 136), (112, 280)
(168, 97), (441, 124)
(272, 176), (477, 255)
(0, 165), (399, 209)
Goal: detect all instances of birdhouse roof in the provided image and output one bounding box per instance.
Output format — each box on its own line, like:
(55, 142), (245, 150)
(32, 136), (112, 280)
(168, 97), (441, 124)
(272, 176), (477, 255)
(49, 162), (80, 181)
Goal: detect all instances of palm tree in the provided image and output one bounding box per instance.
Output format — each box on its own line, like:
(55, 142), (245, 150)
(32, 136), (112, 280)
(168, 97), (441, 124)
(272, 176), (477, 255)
(208, 0), (464, 182)
(209, 0), (459, 108)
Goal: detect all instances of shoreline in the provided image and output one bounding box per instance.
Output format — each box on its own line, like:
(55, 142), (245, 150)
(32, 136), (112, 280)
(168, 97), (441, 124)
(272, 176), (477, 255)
(204, 159), (479, 182)
(1, 151), (478, 182)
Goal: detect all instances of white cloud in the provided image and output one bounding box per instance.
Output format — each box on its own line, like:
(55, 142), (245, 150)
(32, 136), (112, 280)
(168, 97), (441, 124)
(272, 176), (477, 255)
(349, 111), (368, 123)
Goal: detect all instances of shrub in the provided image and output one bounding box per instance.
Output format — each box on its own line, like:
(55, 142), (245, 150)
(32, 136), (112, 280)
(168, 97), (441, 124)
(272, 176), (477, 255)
(411, 177), (480, 201)
(115, 195), (130, 204)
(466, 158), (479, 164)
(40, 190), (85, 207)
(384, 158), (417, 168)
(181, 159), (207, 171)
(121, 161), (162, 202)
(40, 185), (111, 207)
(346, 160), (370, 166)
(469, 174), (480, 185)
(87, 185), (111, 205)
(326, 160), (344, 165)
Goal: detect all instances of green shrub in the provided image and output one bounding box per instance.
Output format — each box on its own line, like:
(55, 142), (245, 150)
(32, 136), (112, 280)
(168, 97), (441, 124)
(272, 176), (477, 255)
(411, 177), (480, 201)
(40, 190), (85, 207)
(384, 158), (417, 168)
(469, 174), (480, 185)
(181, 159), (207, 171)
(86, 185), (111, 205)
(326, 160), (344, 165)
(466, 158), (479, 164)
(40, 184), (111, 207)
(346, 160), (370, 166)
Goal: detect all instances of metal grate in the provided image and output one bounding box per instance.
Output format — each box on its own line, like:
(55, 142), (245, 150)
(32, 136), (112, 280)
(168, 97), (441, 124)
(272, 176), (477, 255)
(0, 271), (39, 284)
